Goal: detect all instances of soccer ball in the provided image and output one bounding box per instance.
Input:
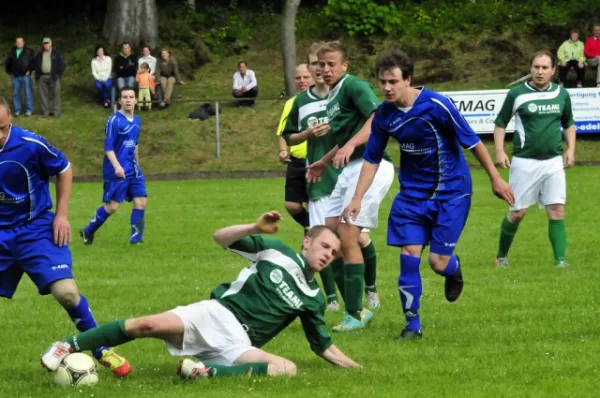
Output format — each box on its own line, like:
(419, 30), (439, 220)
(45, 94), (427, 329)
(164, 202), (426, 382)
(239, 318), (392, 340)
(54, 353), (99, 387)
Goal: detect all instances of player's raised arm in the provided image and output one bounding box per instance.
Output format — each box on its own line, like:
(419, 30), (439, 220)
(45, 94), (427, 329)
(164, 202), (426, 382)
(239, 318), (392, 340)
(213, 211), (282, 248)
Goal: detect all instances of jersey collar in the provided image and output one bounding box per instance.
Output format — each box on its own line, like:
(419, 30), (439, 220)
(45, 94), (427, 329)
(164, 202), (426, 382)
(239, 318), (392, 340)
(525, 81), (554, 92)
(295, 252), (315, 282)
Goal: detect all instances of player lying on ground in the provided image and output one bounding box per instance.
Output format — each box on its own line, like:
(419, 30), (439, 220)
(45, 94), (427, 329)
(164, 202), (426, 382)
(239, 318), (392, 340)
(0, 96), (129, 376)
(42, 211), (361, 378)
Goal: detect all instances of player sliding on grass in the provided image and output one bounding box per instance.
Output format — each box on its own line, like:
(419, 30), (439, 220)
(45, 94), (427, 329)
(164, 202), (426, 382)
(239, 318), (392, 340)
(80, 87), (148, 245)
(0, 96), (129, 376)
(494, 50), (576, 268)
(42, 211), (361, 378)
(342, 49), (515, 340)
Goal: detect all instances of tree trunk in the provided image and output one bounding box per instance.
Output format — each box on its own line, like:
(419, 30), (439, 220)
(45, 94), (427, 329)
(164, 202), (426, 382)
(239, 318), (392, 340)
(281, 0), (301, 97)
(186, 0), (195, 10)
(104, 0), (159, 50)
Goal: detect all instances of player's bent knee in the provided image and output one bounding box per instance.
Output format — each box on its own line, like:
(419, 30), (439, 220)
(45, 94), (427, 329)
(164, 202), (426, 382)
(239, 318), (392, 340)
(546, 204), (564, 220)
(401, 245), (422, 258)
(284, 201), (302, 214)
(428, 254), (450, 273)
(507, 209), (527, 224)
(133, 197), (147, 209)
(357, 232), (371, 247)
(127, 317), (158, 337)
(49, 279), (81, 308)
(105, 201), (120, 214)
(267, 360), (297, 377)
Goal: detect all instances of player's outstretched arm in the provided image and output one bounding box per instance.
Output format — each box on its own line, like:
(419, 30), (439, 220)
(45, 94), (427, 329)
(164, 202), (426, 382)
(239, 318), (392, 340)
(320, 344), (361, 368)
(471, 141), (515, 206)
(54, 165), (72, 247)
(213, 211), (283, 248)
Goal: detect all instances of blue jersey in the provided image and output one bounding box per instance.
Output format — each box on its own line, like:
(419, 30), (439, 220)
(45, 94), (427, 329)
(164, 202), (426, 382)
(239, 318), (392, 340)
(364, 88), (481, 201)
(103, 112), (143, 181)
(0, 126), (70, 228)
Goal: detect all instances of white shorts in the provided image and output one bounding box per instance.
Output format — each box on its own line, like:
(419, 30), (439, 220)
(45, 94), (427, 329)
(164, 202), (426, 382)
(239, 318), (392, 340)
(165, 299), (255, 365)
(324, 158), (395, 228)
(309, 196), (370, 232)
(509, 155), (566, 211)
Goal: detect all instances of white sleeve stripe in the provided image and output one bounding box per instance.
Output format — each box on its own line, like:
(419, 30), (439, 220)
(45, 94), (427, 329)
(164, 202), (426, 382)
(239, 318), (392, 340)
(58, 162), (71, 174)
(431, 98), (469, 130)
(105, 115), (117, 136)
(466, 142), (479, 150)
(22, 137), (59, 157)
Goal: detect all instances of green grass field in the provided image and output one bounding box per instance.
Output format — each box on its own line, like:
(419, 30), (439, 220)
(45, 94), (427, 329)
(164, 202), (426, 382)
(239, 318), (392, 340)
(1, 168), (600, 398)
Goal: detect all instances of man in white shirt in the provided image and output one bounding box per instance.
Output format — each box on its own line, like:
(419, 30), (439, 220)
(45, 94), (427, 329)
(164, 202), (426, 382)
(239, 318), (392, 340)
(232, 60), (258, 107)
(138, 47), (157, 79)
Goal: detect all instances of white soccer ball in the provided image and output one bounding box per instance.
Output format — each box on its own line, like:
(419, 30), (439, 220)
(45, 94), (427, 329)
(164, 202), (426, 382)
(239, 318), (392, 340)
(54, 353), (99, 387)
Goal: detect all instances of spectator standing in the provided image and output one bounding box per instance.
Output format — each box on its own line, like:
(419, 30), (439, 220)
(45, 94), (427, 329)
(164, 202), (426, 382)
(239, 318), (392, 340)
(35, 37), (64, 117)
(136, 62), (156, 110)
(584, 23), (600, 87)
(91, 46), (113, 108)
(5, 37), (35, 116)
(558, 28), (586, 87)
(156, 48), (185, 108)
(138, 47), (157, 79)
(232, 61), (258, 107)
(114, 42), (137, 90)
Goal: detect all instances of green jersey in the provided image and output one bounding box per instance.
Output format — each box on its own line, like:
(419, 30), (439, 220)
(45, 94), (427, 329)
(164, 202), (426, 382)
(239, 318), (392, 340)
(494, 81), (575, 160)
(282, 87), (341, 201)
(210, 235), (332, 355)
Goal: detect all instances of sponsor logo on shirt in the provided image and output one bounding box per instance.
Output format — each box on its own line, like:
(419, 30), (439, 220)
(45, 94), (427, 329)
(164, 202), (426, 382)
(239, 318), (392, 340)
(527, 103), (561, 114)
(0, 191), (23, 203)
(124, 139), (137, 148)
(400, 143), (433, 155)
(307, 116), (328, 126)
(51, 264), (70, 271)
(270, 269), (283, 284)
(276, 280), (304, 309)
(327, 103), (340, 120)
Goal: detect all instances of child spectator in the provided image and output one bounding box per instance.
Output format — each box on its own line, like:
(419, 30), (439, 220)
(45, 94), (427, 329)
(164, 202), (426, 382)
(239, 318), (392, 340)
(136, 62), (155, 110)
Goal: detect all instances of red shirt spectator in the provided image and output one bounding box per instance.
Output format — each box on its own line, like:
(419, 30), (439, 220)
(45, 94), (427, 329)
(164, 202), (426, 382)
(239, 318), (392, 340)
(584, 24), (600, 58)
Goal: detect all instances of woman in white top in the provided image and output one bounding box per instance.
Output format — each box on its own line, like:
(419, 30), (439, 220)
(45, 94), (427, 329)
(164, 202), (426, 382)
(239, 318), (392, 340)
(91, 46), (113, 108)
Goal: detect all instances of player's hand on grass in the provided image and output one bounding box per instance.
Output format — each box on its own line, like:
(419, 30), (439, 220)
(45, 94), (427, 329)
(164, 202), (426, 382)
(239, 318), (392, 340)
(306, 160), (327, 183)
(53, 214), (71, 247)
(491, 176), (515, 206)
(342, 198), (362, 224)
(279, 150), (291, 164)
(563, 149), (575, 168)
(333, 143), (355, 169)
(114, 165), (126, 178)
(255, 211), (283, 234)
(495, 151), (511, 168)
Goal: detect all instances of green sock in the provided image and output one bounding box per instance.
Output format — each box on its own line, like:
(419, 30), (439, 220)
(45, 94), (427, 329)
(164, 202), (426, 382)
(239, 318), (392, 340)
(344, 263), (365, 319)
(497, 215), (519, 258)
(361, 241), (377, 293)
(548, 219), (567, 264)
(331, 258), (345, 302)
(66, 319), (133, 352)
(204, 362), (269, 377)
(319, 263), (338, 303)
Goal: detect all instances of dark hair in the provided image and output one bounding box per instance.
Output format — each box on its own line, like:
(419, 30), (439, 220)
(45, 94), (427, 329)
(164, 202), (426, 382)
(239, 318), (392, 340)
(306, 225), (340, 240)
(122, 42), (132, 49)
(570, 28), (580, 34)
(140, 62), (150, 70)
(94, 45), (107, 57)
(530, 50), (556, 68)
(119, 86), (136, 98)
(316, 41), (348, 62)
(237, 60), (247, 68)
(374, 48), (414, 80)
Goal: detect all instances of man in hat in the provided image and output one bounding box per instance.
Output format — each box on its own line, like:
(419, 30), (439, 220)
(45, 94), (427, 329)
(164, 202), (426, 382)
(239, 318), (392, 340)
(35, 37), (65, 117)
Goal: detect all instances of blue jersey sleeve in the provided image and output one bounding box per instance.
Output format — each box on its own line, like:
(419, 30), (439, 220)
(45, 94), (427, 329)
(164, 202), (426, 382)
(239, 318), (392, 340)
(433, 96), (481, 149)
(363, 106), (390, 164)
(104, 115), (119, 152)
(26, 135), (69, 177)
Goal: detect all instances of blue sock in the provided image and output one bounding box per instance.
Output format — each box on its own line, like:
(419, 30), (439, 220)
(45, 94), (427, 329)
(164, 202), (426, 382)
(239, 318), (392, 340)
(130, 209), (145, 243)
(436, 255), (460, 277)
(398, 254), (422, 332)
(64, 295), (109, 359)
(84, 206), (110, 235)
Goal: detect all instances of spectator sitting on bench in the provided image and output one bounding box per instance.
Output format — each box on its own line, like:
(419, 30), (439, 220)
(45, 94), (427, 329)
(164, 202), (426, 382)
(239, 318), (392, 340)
(91, 45), (113, 108)
(114, 42), (137, 90)
(138, 46), (157, 81)
(232, 60), (258, 107)
(558, 28), (586, 88)
(584, 23), (600, 87)
(156, 48), (185, 108)
(136, 62), (155, 110)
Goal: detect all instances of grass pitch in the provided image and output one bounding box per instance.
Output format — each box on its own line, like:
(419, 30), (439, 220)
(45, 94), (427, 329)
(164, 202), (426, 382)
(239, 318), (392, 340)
(1, 167), (600, 398)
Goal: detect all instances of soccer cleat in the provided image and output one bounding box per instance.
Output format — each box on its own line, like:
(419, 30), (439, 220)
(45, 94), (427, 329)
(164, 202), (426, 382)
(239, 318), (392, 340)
(444, 257), (464, 302)
(98, 349), (131, 377)
(556, 261), (569, 269)
(495, 256), (509, 268)
(326, 300), (340, 312)
(396, 329), (423, 340)
(365, 291), (381, 309)
(79, 229), (95, 246)
(332, 308), (373, 332)
(178, 359), (211, 379)
(41, 341), (73, 371)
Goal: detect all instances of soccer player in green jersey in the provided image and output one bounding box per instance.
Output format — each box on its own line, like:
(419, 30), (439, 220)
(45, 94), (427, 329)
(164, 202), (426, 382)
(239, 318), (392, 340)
(306, 41), (395, 332)
(494, 50), (576, 268)
(41, 211), (361, 378)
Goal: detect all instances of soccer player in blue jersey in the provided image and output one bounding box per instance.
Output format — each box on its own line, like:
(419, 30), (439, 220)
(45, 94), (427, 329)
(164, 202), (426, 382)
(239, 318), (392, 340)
(80, 87), (147, 245)
(343, 49), (515, 339)
(0, 96), (130, 376)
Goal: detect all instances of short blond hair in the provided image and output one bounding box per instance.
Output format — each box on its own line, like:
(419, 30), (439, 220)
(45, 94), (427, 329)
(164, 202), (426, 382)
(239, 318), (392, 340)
(316, 41), (348, 62)
(0, 96), (10, 115)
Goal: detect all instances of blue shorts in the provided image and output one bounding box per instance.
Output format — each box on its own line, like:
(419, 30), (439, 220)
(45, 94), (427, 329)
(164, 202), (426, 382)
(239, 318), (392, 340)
(387, 194), (471, 256)
(103, 176), (147, 203)
(0, 211), (73, 299)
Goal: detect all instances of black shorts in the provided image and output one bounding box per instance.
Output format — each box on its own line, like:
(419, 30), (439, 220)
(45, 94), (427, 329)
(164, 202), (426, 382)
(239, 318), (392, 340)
(285, 156), (308, 203)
